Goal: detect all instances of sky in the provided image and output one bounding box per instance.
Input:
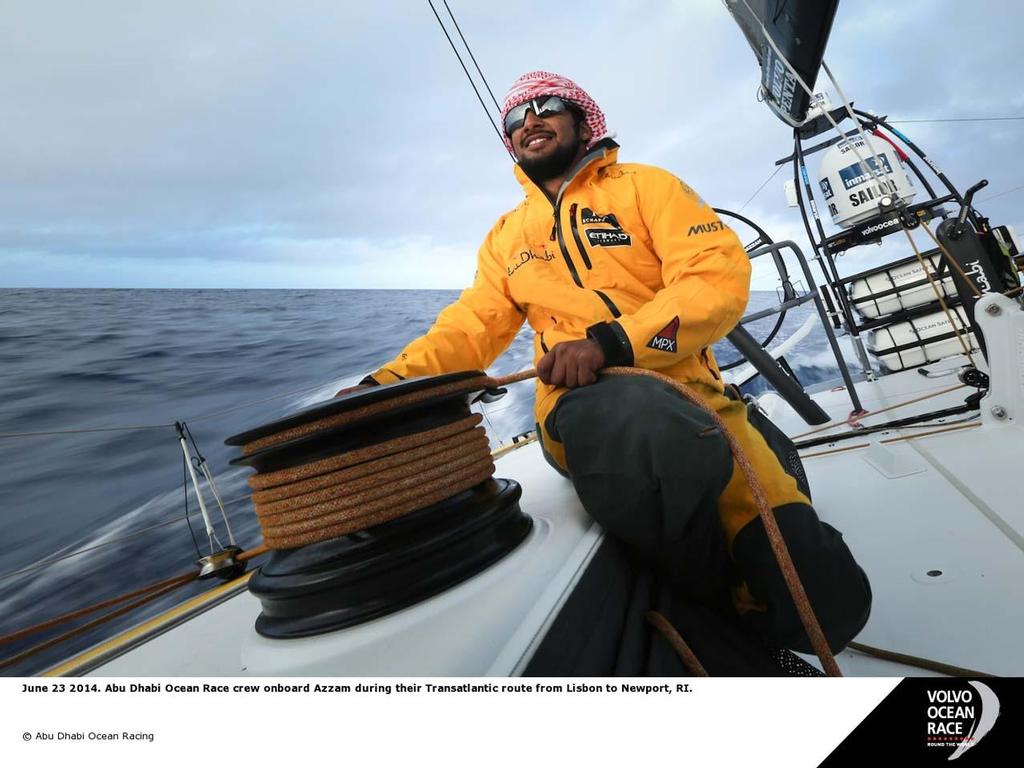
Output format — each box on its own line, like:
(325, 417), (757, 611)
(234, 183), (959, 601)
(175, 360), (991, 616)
(1, 0), (1022, 290)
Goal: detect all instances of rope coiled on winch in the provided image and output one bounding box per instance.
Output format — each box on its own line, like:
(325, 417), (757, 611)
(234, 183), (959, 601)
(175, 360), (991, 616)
(242, 374), (494, 453)
(242, 376), (500, 550)
(237, 366), (840, 676)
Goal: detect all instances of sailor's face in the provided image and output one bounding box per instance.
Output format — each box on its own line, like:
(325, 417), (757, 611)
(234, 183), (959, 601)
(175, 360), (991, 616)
(511, 107), (588, 163)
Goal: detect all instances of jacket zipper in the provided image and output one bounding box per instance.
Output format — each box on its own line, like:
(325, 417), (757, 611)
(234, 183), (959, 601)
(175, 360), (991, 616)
(568, 203), (593, 269)
(553, 202), (623, 317)
(553, 204), (583, 288)
(570, 204), (622, 317)
(542, 141), (613, 291)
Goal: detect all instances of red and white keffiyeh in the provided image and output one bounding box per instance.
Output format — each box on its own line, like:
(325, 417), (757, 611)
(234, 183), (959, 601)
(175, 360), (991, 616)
(500, 70), (609, 153)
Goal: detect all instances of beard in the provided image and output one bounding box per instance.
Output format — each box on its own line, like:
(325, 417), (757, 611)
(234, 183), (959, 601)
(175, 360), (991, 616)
(517, 136), (585, 183)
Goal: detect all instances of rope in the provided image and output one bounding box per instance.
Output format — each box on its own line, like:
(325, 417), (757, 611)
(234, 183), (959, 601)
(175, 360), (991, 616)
(0, 544), (267, 670)
(249, 414), (483, 489)
(799, 421), (981, 460)
(0, 573), (196, 647)
(847, 641), (993, 677)
(904, 228), (978, 366)
(248, 408), (494, 549)
(819, 60), (894, 190)
(646, 610), (708, 676)
(918, 219), (984, 298)
(243, 375), (493, 453)
(791, 383), (968, 440)
(795, 405), (976, 450)
(253, 425), (484, 503)
(0, 575), (196, 671)
(492, 370), (536, 386)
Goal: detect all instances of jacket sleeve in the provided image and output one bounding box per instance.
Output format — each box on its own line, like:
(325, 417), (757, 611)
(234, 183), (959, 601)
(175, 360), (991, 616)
(369, 222), (526, 384)
(586, 170), (750, 369)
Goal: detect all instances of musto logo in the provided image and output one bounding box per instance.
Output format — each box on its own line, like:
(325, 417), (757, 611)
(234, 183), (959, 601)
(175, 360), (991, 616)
(925, 681), (1000, 760)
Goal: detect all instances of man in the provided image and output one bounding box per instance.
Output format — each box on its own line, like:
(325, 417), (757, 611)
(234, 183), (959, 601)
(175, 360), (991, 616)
(352, 71), (870, 665)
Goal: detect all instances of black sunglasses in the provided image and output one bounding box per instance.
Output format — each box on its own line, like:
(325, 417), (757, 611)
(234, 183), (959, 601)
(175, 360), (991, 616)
(503, 96), (576, 136)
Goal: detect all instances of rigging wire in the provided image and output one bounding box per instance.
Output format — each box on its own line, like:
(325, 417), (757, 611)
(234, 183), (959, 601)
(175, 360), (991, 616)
(740, 2), (889, 193)
(441, 0), (502, 112)
(1, 375), (359, 442)
(737, 165), (783, 213)
(426, 0), (513, 159)
(0, 423), (175, 439)
(182, 378), (350, 422)
(182, 451), (202, 558)
(978, 183), (1024, 204)
(889, 116), (1024, 124)
(0, 378), (357, 438)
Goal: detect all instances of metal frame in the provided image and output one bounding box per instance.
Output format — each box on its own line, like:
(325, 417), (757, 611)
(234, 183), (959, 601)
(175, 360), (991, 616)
(745, 240), (864, 413)
(786, 108), (978, 382)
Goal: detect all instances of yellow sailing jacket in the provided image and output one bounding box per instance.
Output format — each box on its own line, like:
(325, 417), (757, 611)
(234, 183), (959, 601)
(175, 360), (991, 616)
(369, 140), (751, 467)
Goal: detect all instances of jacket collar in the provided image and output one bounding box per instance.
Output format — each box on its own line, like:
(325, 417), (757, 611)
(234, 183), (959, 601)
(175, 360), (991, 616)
(514, 138), (620, 204)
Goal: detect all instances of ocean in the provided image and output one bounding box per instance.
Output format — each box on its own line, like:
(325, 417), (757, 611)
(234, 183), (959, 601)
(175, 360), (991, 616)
(0, 288), (850, 674)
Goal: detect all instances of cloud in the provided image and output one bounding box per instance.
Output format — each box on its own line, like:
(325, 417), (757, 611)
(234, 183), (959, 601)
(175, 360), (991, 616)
(1, 0), (1022, 287)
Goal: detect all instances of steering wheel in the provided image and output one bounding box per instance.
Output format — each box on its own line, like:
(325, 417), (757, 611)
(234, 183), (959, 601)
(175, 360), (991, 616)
(712, 208), (798, 371)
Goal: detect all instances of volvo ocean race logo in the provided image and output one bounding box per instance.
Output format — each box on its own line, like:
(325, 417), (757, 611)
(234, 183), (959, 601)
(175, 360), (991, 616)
(925, 681), (1000, 760)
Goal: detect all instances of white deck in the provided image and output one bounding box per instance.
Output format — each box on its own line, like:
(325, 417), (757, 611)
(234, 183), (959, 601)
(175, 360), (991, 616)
(768, 364), (1023, 676)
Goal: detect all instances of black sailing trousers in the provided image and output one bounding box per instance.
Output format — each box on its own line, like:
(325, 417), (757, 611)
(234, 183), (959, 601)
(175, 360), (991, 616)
(545, 374), (872, 655)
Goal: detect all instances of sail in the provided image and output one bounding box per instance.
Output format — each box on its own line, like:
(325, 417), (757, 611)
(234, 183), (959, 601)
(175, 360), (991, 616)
(722, 0), (840, 126)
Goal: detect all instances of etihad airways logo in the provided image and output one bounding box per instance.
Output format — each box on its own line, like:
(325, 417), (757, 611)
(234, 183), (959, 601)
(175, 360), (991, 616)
(924, 681), (1000, 760)
(585, 229), (631, 247)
